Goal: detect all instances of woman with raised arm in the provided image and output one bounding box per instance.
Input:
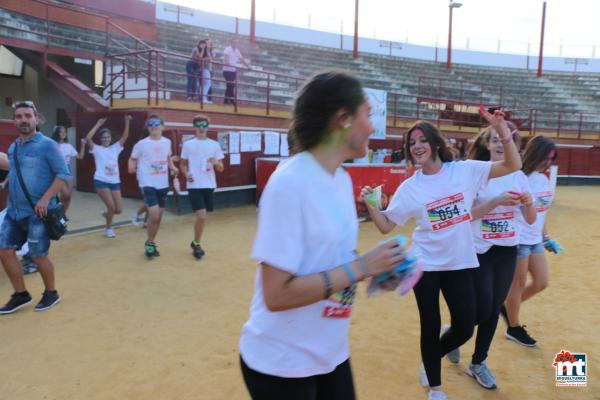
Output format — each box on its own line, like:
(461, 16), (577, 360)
(360, 110), (521, 400)
(239, 71), (404, 400)
(86, 115), (131, 238)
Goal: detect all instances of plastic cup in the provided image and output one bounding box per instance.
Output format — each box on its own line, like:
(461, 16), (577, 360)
(364, 185), (382, 209)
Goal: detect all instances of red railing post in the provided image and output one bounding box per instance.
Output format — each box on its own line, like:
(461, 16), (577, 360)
(163, 55), (167, 100)
(122, 63), (126, 99)
(557, 111), (561, 137)
(110, 58), (114, 107)
(199, 60), (204, 108)
(155, 50), (159, 105)
(578, 112), (583, 139)
(147, 50), (151, 106)
(104, 18), (109, 55)
(266, 73), (271, 116)
(393, 93), (397, 127)
(134, 41), (138, 83)
(45, 4), (50, 49)
(234, 69), (238, 112)
(416, 96), (420, 120)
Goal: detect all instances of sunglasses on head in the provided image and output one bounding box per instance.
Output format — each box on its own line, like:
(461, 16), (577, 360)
(194, 121), (209, 128)
(12, 100), (37, 112)
(146, 120), (162, 127)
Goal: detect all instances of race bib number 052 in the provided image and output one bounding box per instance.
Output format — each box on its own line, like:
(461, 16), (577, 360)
(426, 193), (471, 231)
(481, 211), (515, 239)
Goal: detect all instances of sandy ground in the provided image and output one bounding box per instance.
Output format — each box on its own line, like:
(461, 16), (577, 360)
(0, 186), (598, 400)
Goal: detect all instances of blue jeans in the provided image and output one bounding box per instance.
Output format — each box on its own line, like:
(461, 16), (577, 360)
(0, 214), (50, 257)
(186, 61), (200, 98)
(201, 68), (212, 101)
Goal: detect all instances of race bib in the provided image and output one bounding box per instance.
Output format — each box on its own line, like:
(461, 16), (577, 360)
(481, 211), (516, 239)
(322, 285), (356, 319)
(104, 163), (118, 176)
(534, 191), (553, 212)
(426, 193), (471, 231)
(150, 160), (168, 175)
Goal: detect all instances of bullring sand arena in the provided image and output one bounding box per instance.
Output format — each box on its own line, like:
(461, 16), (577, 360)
(0, 186), (598, 400)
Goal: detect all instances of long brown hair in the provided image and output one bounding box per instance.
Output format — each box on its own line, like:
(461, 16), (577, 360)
(404, 120), (453, 165)
(468, 121), (519, 161)
(522, 135), (557, 175)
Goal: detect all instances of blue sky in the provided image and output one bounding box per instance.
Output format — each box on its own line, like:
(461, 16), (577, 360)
(166, 0), (600, 57)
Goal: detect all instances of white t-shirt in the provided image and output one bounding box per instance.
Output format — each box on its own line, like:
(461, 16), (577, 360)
(518, 171), (553, 245)
(240, 152), (358, 378)
(180, 137), (224, 189)
(58, 143), (78, 165)
(383, 160), (491, 272)
(223, 46), (242, 72)
(90, 142), (123, 184)
(131, 137), (172, 189)
(471, 171), (531, 254)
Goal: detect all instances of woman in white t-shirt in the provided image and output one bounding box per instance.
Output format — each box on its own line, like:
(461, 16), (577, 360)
(503, 136), (559, 348)
(450, 125), (536, 389)
(86, 115), (131, 238)
(52, 125), (85, 212)
(360, 113), (521, 400)
(239, 71), (404, 400)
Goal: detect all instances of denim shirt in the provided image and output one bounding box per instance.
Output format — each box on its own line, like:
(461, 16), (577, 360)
(7, 132), (71, 220)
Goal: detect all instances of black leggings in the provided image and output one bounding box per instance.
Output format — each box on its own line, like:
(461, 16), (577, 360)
(240, 356), (355, 400)
(413, 269), (476, 387)
(471, 245), (517, 364)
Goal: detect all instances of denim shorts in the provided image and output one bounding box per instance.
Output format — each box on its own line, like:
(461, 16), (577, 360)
(142, 187), (169, 208)
(516, 243), (545, 259)
(94, 179), (121, 191)
(0, 214), (50, 257)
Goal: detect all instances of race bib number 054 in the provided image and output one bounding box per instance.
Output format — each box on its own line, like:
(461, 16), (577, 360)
(426, 193), (471, 231)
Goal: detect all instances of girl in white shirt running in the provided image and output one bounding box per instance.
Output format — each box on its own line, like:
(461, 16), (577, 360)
(85, 115), (131, 238)
(51, 125), (85, 212)
(239, 71), (404, 400)
(360, 111), (521, 400)
(453, 124), (536, 389)
(503, 136), (559, 348)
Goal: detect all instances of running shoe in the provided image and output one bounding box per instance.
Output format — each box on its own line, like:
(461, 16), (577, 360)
(419, 363), (429, 387)
(0, 292), (32, 314)
(467, 360), (497, 389)
(428, 390), (447, 400)
(105, 228), (116, 238)
(34, 290), (61, 312)
(442, 324), (460, 363)
(190, 241), (205, 259)
(145, 241), (160, 258)
(131, 213), (143, 227)
(505, 325), (537, 347)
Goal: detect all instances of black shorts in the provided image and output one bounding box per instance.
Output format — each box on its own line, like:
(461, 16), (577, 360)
(188, 188), (215, 212)
(142, 187), (169, 208)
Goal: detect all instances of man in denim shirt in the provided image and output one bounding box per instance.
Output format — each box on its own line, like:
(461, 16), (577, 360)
(0, 101), (70, 314)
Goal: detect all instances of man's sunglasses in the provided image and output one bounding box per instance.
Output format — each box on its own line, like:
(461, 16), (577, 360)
(146, 120), (162, 127)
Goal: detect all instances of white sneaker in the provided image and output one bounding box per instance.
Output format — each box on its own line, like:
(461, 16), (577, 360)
(428, 389), (447, 400)
(442, 324), (460, 363)
(419, 363), (429, 387)
(131, 213), (142, 227)
(105, 228), (116, 238)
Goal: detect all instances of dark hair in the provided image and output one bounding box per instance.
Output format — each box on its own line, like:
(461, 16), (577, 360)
(52, 125), (68, 143)
(289, 70), (365, 153)
(522, 135), (557, 175)
(98, 128), (113, 142)
(404, 120), (453, 165)
(193, 114), (210, 125)
(143, 114), (164, 138)
(12, 101), (38, 117)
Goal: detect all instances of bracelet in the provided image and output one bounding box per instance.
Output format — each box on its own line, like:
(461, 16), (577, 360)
(501, 129), (517, 145)
(356, 257), (369, 279)
(341, 263), (357, 285)
(320, 271), (333, 299)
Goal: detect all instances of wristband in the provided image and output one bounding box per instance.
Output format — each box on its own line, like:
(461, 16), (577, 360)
(320, 271), (333, 299)
(357, 257), (369, 279)
(341, 263), (357, 285)
(501, 129), (517, 145)
(542, 234), (551, 242)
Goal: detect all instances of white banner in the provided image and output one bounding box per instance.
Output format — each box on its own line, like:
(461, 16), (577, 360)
(364, 87), (387, 140)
